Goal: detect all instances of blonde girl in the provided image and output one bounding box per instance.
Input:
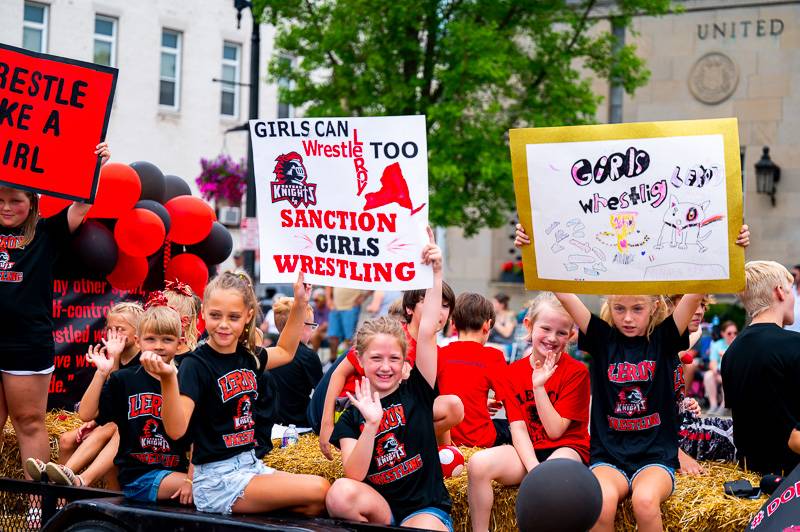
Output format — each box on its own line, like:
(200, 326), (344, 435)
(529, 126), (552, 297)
(141, 270), (329, 516)
(162, 280), (199, 355)
(467, 292), (590, 532)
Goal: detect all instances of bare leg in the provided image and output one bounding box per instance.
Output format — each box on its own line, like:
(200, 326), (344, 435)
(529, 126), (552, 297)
(591, 466), (629, 532)
(156, 471), (190, 502)
(402, 512), (449, 531)
(64, 423), (117, 472)
(433, 395), (464, 446)
(231, 472), (329, 516)
(328, 336), (341, 363)
(467, 445), (526, 532)
(703, 371), (719, 410)
(77, 430), (119, 486)
(630, 466), (673, 532)
(4, 374), (50, 480)
(326, 478), (391, 524)
(57, 429), (80, 464)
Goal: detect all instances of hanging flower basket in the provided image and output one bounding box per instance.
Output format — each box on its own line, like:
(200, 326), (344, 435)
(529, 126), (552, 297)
(195, 154), (246, 206)
(499, 260), (524, 283)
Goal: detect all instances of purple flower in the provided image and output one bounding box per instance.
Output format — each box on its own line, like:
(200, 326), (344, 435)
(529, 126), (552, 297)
(195, 154), (247, 204)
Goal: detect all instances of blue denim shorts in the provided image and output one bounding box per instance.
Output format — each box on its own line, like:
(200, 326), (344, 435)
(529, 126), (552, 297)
(193, 450), (276, 514)
(328, 307), (360, 340)
(123, 469), (174, 502)
(590, 462), (675, 494)
(392, 507), (453, 532)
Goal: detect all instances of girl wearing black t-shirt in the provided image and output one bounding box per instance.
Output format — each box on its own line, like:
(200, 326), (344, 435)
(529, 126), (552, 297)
(326, 230), (452, 532)
(141, 270), (330, 516)
(555, 292), (701, 532)
(0, 142), (109, 481)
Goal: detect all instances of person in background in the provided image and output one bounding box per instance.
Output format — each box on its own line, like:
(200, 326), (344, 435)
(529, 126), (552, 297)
(325, 288), (367, 362)
(705, 320), (737, 415)
(366, 291), (403, 318)
(784, 264), (800, 333)
(309, 288), (330, 354)
(487, 293), (517, 361)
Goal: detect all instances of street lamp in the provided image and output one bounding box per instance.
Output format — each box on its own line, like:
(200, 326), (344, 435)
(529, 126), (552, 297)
(233, 0), (260, 279)
(755, 146), (780, 207)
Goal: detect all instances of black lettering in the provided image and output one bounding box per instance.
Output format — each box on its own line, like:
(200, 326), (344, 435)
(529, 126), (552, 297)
(70, 80), (87, 108)
(401, 142), (418, 158)
(28, 71), (41, 97)
(42, 109), (60, 136)
(713, 22), (726, 39)
(366, 237), (379, 257)
(9, 67), (27, 94)
(0, 62), (8, 88)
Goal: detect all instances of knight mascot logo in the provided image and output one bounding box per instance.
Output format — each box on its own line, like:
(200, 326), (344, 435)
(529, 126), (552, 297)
(140, 419), (170, 453)
(271, 152), (317, 207)
(233, 395), (254, 430)
(0, 251), (14, 270)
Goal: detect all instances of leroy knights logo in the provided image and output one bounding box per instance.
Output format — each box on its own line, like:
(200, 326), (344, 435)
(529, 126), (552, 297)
(271, 152), (317, 207)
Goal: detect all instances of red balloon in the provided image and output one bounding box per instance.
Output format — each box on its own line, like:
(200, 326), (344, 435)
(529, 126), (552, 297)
(39, 196), (72, 218)
(107, 251), (148, 291)
(164, 196), (214, 244)
(87, 163), (142, 219)
(114, 208), (166, 257)
(165, 253), (209, 297)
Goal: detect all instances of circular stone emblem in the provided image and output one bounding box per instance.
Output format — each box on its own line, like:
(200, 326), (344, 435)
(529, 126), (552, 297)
(688, 52), (739, 105)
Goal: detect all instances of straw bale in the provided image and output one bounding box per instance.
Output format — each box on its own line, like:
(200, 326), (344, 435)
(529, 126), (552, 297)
(0, 410), (83, 480)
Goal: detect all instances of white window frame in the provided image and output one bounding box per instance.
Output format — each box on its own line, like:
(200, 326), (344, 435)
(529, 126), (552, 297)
(23, 1), (49, 53)
(220, 41), (241, 118)
(159, 29), (182, 110)
(93, 15), (117, 67)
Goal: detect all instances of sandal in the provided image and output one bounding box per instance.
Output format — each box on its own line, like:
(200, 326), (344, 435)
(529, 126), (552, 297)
(24, 458), (47, 482)
(45, 462), (80, 486)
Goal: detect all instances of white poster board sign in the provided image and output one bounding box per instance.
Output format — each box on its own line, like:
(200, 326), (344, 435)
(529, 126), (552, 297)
(249, 116), (431, 289)
(510, 119), (744, 294)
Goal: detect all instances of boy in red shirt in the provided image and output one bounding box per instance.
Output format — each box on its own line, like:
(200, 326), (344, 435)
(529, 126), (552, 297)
(437, 293), (510, 448)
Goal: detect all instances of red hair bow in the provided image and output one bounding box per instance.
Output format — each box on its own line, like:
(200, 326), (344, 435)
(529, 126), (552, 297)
(144, 291), (170, 310)
(164, 280), (192, 297)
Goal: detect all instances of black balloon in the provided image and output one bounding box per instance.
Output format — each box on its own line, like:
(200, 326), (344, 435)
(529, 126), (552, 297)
(131, 161), (166, 203)
(71, 220), (119, 277)
(164, 174), (192, 201)
(515, 459), (602, 532)
(187, 222), (233, 265)
(142, 247), (166, 292)
(135, 199), (171, 234)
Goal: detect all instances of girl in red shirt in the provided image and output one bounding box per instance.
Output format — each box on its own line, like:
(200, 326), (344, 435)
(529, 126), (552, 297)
(466, 292), (590, 532)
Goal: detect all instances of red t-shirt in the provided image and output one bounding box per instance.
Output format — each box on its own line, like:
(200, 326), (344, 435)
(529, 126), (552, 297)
(437, 341), (508, 447)
(342, 324), (417, 396)
(504, 353), (590, 463)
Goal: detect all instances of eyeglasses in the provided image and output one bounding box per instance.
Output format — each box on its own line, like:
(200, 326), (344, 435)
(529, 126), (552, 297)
(304, 322), (319, 330)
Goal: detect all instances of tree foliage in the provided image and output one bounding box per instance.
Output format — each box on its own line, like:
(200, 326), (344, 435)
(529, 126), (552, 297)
(256, 0), (672, 235)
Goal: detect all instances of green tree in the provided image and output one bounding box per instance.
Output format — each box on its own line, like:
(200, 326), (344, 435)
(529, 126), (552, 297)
(257, 0), (672, 235)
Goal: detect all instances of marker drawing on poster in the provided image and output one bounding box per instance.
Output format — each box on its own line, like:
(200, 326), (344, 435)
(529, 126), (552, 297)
(249, 116), (432, 290)
(510, 119), (744, 294)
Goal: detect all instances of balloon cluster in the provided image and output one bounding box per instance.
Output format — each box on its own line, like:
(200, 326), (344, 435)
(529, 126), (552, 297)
(42, 161), (234, 297)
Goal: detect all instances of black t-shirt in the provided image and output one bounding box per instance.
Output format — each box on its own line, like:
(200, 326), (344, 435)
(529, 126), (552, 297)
(96, 366), (190, 486)
(330, 367), (451, 522)
(179, 343), (263, 465)
(0, 208), (71, 352)
(579, 314), (688, 472)
(272, 343), (323, 427)
(721, 324), (800, 475)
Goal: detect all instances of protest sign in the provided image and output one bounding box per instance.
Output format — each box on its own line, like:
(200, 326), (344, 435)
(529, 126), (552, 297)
(0, 43), (117, 202)
(510, 118), (744, 294)
(249, 116), (432, 290)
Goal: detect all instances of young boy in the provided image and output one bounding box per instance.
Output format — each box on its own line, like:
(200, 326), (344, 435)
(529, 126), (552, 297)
(721, 260), (800, 475)
(51, 304), (192, 502)
(317, 283), (460, 460)
(437, 293), (510, 448)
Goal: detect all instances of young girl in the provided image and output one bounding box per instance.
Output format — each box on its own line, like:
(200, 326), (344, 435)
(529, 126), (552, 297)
(467, 292), (590, 532)
(141, 271), (330, 516)
(325, 229), (452, 531)
(555, 291), (701, 532)
(62, 303), (191, 502)
(0, 143), (110, 480)
(26, 301), (142, 488)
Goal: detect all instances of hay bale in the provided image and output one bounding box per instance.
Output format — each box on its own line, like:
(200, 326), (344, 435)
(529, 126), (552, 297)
(265, 435), (766, 532)
(0, 410), (83, 480)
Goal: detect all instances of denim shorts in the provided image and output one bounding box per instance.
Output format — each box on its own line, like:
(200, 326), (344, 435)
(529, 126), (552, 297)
(193, 450), (276, 514)
(123, 469), (174, 502)
(328, 308), (360, 340)
(590, 462), (676, 494)
(392, 507), (453, 532)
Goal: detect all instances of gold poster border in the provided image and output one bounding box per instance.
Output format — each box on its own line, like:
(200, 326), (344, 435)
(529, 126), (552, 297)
(509, 118), (744, 295)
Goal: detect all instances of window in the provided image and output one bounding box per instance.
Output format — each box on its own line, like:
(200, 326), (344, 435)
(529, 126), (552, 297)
(277, 55), (294, 118)
(93, 15), (117, 67)
(220, 42), (241, 117)
(159, 29), (181, 109)
(23, 2), (48, 53)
